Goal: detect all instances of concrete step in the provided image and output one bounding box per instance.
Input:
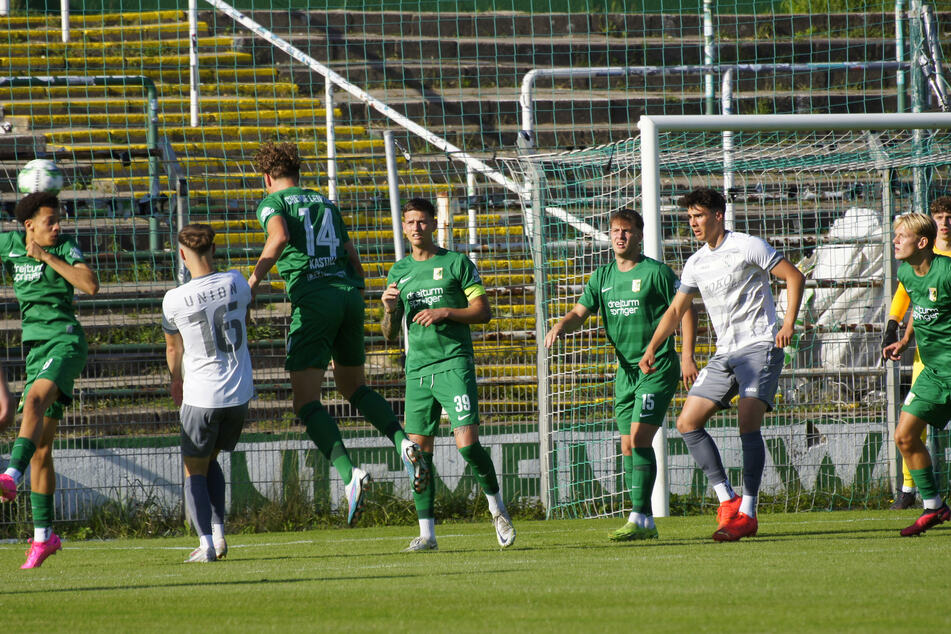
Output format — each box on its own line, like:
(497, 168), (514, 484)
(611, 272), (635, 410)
(43, 124), (368, 145)
(2, 95), (321, 116)
(45, 138), (384, 159)
(0, 50), (253, 72)
(200, 10), (906, 41)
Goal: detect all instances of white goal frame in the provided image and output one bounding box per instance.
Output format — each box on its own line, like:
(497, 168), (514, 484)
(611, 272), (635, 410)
(638, 112), (951, 517)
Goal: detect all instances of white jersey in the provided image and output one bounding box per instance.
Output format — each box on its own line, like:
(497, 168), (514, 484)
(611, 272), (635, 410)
(679, 231), (783, 354)
(162, 269), (254, 408)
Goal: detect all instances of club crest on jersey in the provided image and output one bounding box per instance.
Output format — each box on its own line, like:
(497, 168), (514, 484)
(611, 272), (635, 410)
(632, 279), (641, 293)
(433, 267), (443, 280)
(929, 287), (937, 302)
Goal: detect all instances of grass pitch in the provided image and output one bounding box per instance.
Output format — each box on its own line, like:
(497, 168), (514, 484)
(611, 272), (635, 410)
(2, 511), (948, 632)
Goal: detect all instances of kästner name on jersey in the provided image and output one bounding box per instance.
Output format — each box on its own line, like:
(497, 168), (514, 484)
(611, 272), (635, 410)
(408, 287), (444, 308)
(181, 280), (240, 308)
(607, 298), (640, 316)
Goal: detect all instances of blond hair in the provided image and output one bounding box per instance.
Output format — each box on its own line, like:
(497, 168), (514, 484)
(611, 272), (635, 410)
(894, 212), (937, 250)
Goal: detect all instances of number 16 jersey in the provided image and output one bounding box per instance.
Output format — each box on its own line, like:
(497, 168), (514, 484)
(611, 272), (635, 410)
(162, 269), (255, 408)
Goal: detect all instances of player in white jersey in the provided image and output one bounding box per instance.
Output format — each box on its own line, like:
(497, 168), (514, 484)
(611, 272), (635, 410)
(162, 224), (254, 562)
(639, 188), (805, 541)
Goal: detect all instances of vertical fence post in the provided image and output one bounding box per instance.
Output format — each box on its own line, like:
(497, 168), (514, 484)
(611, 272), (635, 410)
(722, 70), (735, 231)
(526, 163), (552, 516)
(466, 165), (478, 263)
(703, 0), (715, 115)
(189, 0), (200, 128)
(882, 169), (900, 496)
(60, 0), (69, 43)
(384, 130), (408, 348)
(325, 77), (338, 204)
(897, 0), (906, 113)
(436, 191), (453, 249)
(909, 0), (927, 214)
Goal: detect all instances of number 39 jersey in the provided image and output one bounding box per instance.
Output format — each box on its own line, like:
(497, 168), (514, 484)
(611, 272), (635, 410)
(256, 186), (360, 303)
(162, 269), (255, 408)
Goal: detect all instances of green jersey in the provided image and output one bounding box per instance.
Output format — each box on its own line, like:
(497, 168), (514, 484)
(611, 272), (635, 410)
(578, 256), (679, 370)
(0, 231), (85, 342)
(386, 249), (484, 378)
(255, 186), (360, 304)
(898, 254), (951, 378)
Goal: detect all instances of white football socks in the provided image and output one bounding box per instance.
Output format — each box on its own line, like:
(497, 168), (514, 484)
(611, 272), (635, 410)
(419, 518), (435, 540)
(713, 482), (735, 503)
(486, 492), (505, 516)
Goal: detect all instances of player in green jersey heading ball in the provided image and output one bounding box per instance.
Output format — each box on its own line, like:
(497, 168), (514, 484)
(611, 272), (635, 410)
(248, 142), (428, 528)
(883, 212), (951, 536)
(546, 209), (697, 541)
(382, 198), (515, 551)
(0, 192), (100, 569)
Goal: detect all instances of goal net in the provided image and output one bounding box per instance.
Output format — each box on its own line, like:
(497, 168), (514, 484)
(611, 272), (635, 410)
(505, 117), (951, 519)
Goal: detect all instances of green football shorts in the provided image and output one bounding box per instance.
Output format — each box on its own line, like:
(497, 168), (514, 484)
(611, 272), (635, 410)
(285, 285), (366, 371)
(614, 354), (679, 433)
(19, 335), (88, 420)
(902, 366), (951, 429)
(403, 364), (480, 436)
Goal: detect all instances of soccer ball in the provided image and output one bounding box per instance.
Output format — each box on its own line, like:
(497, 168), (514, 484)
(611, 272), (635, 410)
(17, 159), (64, 195)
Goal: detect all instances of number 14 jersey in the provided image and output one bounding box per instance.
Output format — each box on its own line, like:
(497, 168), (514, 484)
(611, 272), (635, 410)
(162, 269), (255, 408)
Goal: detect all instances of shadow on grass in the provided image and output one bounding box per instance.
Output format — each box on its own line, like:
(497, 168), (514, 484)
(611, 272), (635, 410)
(3, 567), (524, 596)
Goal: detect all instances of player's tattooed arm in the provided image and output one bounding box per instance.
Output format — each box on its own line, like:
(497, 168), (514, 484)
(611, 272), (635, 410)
(381, 282), (404, 342)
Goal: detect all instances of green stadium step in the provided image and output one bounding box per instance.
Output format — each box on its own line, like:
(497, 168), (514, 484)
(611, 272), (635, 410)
(0, 36), (232, 56)
(2, 96), (322, 116)
(0, 50), (252, 71)
(87, 154), (399, 177)
(46, 139), (386, 158)
(2, 82), (303, 102)
(0, 21), (206, 43)
(216, 224), (518, 249)
(206, 213), (508, 233)
(44, 124), (368, 144)
(191, 181), (450, 200)
(0, 10), (184, 28)
(97, 168), (432, 192)
(21, 107), (343, 129)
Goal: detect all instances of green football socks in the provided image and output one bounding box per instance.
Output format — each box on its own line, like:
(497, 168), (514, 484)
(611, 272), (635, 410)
(630, 447), (657, 515)
(300, 400), (354, 484)
(9, 437), (37, 476)
(910, 467), (940, 504)
(349, 385), (409, 448)
(458, 442), (500, 495)
(412, 451), (435, 520)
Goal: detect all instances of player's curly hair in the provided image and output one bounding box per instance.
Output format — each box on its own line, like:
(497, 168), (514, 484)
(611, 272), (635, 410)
(252, 141), (301, 180)
(609, 208), (644, 231)
(178, 223), (216, 255)
(930, 196), (951, 216)
(14, 191), (59, 224)
(677, 187), (726, 215)
(894, 212), (936, 250)
(402, 197), (436, 218)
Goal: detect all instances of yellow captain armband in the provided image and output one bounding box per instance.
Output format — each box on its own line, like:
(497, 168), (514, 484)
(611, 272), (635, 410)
(464, 284), (486, 300)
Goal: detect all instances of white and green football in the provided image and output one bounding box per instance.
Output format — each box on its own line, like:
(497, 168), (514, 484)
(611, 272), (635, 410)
(17, 159), (64, 195)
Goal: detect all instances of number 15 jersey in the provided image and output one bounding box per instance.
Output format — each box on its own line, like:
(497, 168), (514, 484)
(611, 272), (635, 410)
(162, 269), (255, 408)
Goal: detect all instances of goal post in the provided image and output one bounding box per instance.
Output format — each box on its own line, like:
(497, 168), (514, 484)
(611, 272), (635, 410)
(508, 113), (951, 520)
